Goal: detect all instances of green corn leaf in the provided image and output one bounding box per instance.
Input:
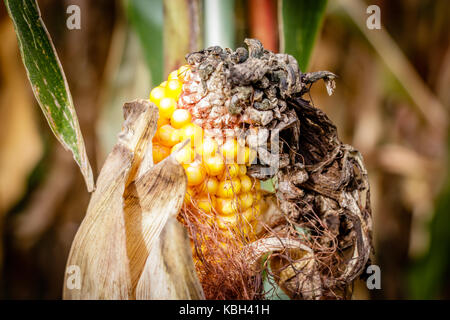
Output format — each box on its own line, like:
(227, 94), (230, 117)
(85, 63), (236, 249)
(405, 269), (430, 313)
(125, 0), (164, 86)
(4, 0), (94, 191)
(260, 176), (276, 193)
(278, 0), (327, 72)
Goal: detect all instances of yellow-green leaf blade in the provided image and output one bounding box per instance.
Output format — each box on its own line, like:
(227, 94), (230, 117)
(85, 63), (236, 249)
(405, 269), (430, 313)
(4, 0), (94, 191)
(279, 0), (327, 72)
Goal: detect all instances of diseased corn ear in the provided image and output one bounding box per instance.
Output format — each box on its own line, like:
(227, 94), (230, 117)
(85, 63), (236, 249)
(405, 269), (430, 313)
(63, 99), (158, 299)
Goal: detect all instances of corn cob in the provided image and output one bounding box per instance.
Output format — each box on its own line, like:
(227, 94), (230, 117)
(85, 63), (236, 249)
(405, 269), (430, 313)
(150, 65), (262, 244)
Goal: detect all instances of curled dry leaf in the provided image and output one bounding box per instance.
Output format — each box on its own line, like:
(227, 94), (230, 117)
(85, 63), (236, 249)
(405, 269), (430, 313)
(63, 99), (203, 299)
(244, 236), (313, 270)
(244, 237), (322, 299)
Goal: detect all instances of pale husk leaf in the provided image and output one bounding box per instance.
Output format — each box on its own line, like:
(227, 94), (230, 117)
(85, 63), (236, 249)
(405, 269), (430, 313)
(124, 154), (198, 297)
(64, 99), (204, 299)
(136, 216), (205, 299)
(63, 99), (157, 299)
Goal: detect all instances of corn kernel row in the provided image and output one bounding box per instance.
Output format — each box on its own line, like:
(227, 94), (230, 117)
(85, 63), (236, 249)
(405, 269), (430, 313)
(149, 65), (262, 237)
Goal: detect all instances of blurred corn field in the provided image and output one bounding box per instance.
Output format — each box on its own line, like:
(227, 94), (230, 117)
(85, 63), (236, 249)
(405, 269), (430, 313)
(0, 0), (449, 299)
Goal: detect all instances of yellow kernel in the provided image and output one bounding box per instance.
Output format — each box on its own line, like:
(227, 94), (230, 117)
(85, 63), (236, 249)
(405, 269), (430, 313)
(165, 79), (182, 99)
(216, 198), (239, 216)
(254, 203), (261, 216)
(184, 187), (196, 205)
(254, 179), (261, 191)
(239, 192), (254, 210)
(239, 220), (256, 239)
(159, 97), (177, 119)
(196, 195), (216, 214)
(221, 139), (238, 163)
(183, 161), (206, 186)
(217, 177), (241, 198)
(180, 123), (203, 148)
(177, 65), (190, 80)
(200, 137), (218, 158)
(220, 229), (235, 240)
(240, 175), (252, 193)
(238, 165), (247, 176)
(170, 109), (191, 129)
(152, 143), (170, 164)
(221, 163), (240, 179)
(152, 133), (159, 143)
(237, 146), (256, 165)
(157, 124), (180, 147)
(216, 214), (238, 229)
(242, 207), (255, 223)
(197, 176), (219, 195)
(168, 70), (179, 81)
(204, 154), (225, 176)
(157, 114), (169, 128)
(160, 81), (168, 88)
(149, 86), (165, 105)
(171, 142), (194, 164)
(250, 220), (258, 235)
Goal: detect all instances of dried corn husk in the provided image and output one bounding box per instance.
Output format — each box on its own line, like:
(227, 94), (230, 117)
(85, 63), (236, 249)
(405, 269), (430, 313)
(136, 216), (205, 299)
(63, 99), (203, 299)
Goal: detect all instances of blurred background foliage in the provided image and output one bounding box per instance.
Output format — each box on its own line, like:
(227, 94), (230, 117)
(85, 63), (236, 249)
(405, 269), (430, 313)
(0, 0), (448, 299)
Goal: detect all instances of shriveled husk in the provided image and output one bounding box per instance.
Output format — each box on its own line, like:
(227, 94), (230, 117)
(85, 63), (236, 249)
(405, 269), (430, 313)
(63, 99), (204, 299)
